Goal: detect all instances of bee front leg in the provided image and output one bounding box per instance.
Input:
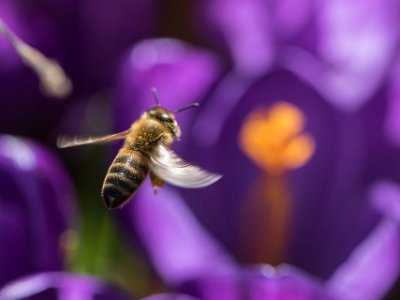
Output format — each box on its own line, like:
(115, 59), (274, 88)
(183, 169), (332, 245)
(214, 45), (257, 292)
(150, 172), (164, 195)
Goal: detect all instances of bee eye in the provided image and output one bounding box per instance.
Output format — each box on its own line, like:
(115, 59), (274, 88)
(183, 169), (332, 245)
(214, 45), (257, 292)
(160, 113), (173, 123)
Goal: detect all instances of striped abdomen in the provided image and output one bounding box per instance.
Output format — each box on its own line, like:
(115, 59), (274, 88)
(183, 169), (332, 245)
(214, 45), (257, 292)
(101, 149), (149, 209)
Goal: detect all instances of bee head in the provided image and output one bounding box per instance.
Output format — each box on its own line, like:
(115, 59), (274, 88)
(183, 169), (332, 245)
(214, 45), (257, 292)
(145, 107), (181, 137)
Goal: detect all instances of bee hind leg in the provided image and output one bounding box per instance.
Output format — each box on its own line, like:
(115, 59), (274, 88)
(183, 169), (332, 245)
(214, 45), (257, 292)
(150, 172), (164, 195)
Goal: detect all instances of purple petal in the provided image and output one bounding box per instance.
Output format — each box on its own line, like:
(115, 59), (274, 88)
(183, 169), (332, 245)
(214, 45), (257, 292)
(123, 186), (235, 285)
(385, 55), (400, 146)
(0, 272), (132, 300)
(0, 135), (75, 286)
(194, 0), (274, 76)
(141, 294), (200, 300)
(270, 0), (314, 38)
(248, 265), (336, 300)
(283, 0), (400, 111)
(370, 180), (400, 223)
(327, 180), (400, 300)
(114, 38), (221, 132)
(181, 265), (336, 300)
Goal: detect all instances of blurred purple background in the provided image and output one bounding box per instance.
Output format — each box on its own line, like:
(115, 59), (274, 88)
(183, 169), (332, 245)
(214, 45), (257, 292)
(1, 0), (400, 299)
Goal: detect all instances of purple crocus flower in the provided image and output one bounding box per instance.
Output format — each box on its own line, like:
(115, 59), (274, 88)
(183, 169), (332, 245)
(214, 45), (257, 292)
(0, 135), (75, 287)
(112, 35), (400, 299)
(2, 1), (398, 299)
(118, 170), (400, 299)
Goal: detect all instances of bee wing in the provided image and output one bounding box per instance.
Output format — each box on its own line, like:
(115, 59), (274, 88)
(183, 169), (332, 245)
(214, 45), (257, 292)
(150, 144), (222, 188)
(57, 129), (130, 148)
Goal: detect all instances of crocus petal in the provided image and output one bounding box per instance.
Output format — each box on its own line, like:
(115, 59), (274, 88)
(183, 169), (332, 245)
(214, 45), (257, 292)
(114, 38), (221, 133)
(285, 0), (400, 111)
(319, 0), (399, 110)
(141, 294), (200, 300)
(270, 0), (314, 39)
(181, 265), (336, 300)
(0, 135), (75, 286)
(0, 272), (132, 300)
(122, 186), (235, 286)
(194, 0), (274, 76)
(385, 55), (400, 146)
(327, 180), (400, 300)
(191, 73), (254, 147)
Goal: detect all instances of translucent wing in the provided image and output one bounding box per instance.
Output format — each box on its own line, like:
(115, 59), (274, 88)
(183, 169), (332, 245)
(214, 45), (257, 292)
(57, 129), (130, 148)
(150, 144), (222, 188)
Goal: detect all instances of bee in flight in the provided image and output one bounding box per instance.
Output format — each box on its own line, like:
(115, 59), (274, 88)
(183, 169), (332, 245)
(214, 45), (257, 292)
(57, 89), (222, 209)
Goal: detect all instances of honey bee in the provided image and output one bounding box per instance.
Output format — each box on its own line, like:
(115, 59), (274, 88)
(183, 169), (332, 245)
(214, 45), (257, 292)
(57, 89), (222, 209)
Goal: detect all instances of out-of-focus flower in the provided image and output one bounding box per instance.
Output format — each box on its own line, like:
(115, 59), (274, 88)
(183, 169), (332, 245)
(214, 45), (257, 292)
(0, 272), (132, 300)
(0, 135), (75, 287)
(112, 35), (400, 298)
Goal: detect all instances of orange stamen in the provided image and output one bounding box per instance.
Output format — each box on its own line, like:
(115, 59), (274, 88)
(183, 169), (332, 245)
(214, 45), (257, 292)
(238, 102), (315, 265)
(239, 102), (315, 174)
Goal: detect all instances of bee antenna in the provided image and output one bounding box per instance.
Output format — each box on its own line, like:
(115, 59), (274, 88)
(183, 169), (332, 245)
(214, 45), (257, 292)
(175, 102), (200, 113)
(151, 87), (161, 107)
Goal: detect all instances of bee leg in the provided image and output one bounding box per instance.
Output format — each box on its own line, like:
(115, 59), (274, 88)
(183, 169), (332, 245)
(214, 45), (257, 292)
(150, 172), (164, 195)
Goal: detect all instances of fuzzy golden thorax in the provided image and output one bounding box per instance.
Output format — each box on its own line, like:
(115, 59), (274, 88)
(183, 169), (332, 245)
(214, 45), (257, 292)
(142, 106), (181, 138)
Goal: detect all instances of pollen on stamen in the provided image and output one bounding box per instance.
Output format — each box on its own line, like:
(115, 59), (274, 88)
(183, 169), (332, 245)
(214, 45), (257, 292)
(239, 102), (315, 174)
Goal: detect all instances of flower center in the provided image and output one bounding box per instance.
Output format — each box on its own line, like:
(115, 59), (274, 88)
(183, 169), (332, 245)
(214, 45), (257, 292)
(239, 101), (315, 174)
(238, 102), (315, 265)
